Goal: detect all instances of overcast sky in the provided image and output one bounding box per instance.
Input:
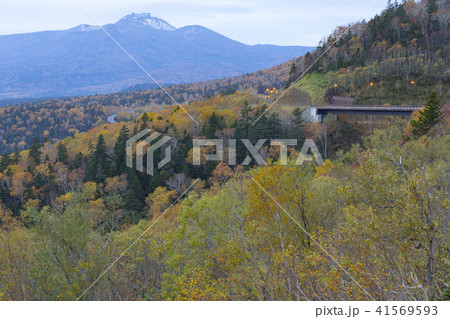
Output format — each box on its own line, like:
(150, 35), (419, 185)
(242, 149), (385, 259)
(0, 0), (388, 46)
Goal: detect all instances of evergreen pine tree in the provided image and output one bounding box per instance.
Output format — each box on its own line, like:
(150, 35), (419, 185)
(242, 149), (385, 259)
(114, 125), (129, 175)
(69, 152), (83, 170)
(289, 63), (297, 75)
(426, 0), (438, 14)
(84, 155), (97, 182)
(249, 106), (269, 144)
(132, 126), (139, 137)
(123, 189), (141, 215)
(124, 169), (145, 212)
(169, 134), (191, 174)
(96, 134), (110, 177)
(85, 134), (111, 183)
(29, 137), (42, 165)
(0, 153), (11, 171)
(267, 113), (283, 139)
(234, 122), (247, 165)
(240, 100), (252, 138)
(57, 142), (68, 164)
(387, 0), (394, 9)
(12, 147), (20, 164)
(201, 112), (226, 138)
(147, 170), (164, 194)
(140, 113), (150, 131)
(410, 92), (443, 139)
(290, 107), (306, 142)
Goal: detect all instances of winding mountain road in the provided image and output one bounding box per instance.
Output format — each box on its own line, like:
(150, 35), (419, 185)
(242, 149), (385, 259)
(107, 114), (118, 124)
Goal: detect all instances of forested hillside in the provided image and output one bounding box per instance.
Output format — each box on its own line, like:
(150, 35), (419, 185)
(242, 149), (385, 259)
(0, 90), (448, 300)
(0, 0), (449, 301)
(2, 1), (449, 155)
(0, 56), (299, 153)
(287, 0), (450, 104)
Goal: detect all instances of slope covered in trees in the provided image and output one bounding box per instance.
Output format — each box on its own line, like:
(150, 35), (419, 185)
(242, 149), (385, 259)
(0, 0), (448, 301)
(0, 93), (448, 300)
(2, 1), (448, 154)
(0, 55), (301, 153)
(287, 0), (450, 104)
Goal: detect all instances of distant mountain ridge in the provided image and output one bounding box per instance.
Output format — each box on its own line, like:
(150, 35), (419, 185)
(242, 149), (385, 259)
(0, 13), (314, 100)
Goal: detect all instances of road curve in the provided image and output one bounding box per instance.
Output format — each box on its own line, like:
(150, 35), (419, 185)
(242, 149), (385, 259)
(107, 114), (118, 124)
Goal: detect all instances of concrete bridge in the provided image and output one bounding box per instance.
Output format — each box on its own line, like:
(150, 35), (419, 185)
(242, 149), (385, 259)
(306, 105), (422, 122)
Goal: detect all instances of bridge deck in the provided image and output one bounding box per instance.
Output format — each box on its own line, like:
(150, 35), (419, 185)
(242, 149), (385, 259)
(314, 105), (421, 111)
(306, 105), (422, 122)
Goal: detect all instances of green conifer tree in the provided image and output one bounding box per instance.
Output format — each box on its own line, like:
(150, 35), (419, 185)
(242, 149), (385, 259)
(0, 153), (11, 171)
(289, 107), (306, 142)
(57, 143), (68, 164)
(240, 100), (252, 138)
(114, 125), (129, 175)
(85, 134), (111, 183)
(410, 92), (443, 139)
(426, 0), (438, 14)
(29, 137), (42, 165)
(69, 152), (83, 170)
(124, 169), (145, 212)
(201, 112), (226, 138)
(12, 147), (20, 164)
(140, 113), (150, 131)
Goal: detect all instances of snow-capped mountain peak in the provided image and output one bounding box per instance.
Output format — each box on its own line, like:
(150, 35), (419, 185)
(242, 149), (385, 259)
(119, 13), (176, 31)
(73, 24), (101, 32)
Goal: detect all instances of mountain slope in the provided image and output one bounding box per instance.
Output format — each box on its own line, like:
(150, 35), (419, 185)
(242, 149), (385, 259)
(286, 0), (450, 105)
(0, 13), (313, 100)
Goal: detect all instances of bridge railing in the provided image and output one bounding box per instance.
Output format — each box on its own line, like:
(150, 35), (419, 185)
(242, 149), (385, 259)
(312, 105), (421, 111)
